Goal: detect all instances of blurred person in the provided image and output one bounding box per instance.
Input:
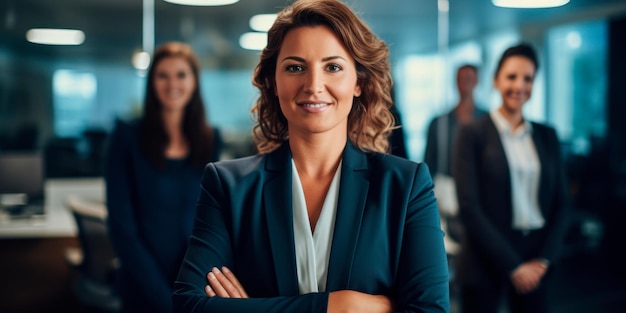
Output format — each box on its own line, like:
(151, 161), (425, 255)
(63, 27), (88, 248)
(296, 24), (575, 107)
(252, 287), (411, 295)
(172, 0), (450, 312)
(453, 43), (569, 313)
(425, 64), (487, 178)
(105, 41), (223, 313)
(389, 86), (409, 158)
(424, 64), (487, 251)
(389, 103), (409, 158)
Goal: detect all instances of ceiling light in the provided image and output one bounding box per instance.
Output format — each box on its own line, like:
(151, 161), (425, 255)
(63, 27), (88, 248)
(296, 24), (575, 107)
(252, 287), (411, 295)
(132, 51), (151, 70)
(566, 31), (582, 49)
(492, 0), (569, 8)
(249, 14), (277, 32)
(163, 0), (239, 6)
(26, 28), (85, 45)
(239, 32), (267, 51)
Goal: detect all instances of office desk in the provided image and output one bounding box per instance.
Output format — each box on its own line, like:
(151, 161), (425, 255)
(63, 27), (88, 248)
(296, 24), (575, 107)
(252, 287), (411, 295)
(0, 178), (105, 238)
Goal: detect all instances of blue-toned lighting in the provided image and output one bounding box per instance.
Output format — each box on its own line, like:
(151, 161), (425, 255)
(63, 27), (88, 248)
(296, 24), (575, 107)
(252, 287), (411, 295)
(26, 28), (85, 45)
(163, 0), (239, 6)
(239, 32), (267, 51)
(132, 51), (151, 70)
(249, 14), (277, 32)
(492, 0), (569, 8)
(566, 31), (582, 49)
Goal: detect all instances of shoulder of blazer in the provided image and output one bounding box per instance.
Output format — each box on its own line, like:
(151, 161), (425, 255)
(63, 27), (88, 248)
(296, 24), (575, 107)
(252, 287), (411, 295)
(458, 114), (492, 142)
(530, 122), (560, 146)
(477, 114), (495, 131)
(107, 118), (140, 153)
(371, 151), (420, 168)
(530, 122), (561, 158)
(355, 147), (422, 181)
(208, 143), (290, 177)
(208, 153), (267, 179)
(112, 118), (139, 136)
(530, 122), (557, 137)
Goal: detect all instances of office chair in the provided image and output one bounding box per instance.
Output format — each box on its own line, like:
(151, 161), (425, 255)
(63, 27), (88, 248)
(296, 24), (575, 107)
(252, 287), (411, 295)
(65, 195), (121, 312)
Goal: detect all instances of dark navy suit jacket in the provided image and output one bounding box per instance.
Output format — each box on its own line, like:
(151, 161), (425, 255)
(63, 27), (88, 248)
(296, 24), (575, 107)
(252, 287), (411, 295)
(105, 119), (222, 312)
(453, 116), (570, 287)
(173, 142), (450, 312)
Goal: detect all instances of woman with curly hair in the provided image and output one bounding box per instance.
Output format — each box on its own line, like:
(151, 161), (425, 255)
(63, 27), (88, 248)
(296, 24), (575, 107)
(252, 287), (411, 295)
(173, 1), (449, 312)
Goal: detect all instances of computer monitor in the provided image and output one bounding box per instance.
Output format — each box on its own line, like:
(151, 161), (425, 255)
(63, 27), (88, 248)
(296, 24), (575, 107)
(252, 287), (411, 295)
(0, 152), (45, 218)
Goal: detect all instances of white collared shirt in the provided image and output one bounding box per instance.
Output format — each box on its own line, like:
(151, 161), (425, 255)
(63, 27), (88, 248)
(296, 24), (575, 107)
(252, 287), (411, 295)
(291, 159), (341, 294)
(490, 109), (545, 231)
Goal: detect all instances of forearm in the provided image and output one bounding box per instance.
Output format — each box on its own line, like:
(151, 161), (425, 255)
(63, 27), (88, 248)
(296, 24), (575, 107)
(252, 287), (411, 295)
(173, 287), (328, 313)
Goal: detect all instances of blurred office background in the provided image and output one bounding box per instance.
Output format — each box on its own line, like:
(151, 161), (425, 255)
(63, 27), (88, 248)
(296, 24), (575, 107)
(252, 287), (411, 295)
(0, 0), (625, 312)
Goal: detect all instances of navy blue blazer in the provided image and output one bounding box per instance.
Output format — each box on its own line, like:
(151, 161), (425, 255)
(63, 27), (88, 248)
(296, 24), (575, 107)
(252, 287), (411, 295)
(452, 116), (570, 287)
(173, 142), (450, 312)
(105, 119), (222, 312)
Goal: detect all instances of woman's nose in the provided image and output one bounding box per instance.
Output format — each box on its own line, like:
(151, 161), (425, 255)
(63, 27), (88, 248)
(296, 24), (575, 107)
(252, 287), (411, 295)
(513, 77), (526, 89)
(303, 69), (324, 94)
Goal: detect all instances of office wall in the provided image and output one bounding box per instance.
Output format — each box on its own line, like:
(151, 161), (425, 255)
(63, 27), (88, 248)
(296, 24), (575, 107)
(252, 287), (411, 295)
(0, 52), (54, 151)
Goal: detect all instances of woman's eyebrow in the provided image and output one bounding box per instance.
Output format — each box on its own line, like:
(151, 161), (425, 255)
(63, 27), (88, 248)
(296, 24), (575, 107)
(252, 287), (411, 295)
(280, 55), (347, 63)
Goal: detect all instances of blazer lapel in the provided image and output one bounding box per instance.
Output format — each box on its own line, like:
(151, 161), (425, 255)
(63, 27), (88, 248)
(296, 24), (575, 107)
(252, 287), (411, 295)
(263, 144), (300, 295)
(485, 117), (511, 186)
(326, 143), (369, 291)
(485, 117), (510, 176)
(531, 123), (549, 211)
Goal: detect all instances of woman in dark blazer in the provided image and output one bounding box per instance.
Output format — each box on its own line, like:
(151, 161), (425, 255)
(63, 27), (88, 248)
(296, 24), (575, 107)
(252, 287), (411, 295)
(172, 0), (450, 312)
(105, 42), (222, 313)
(453, 43), (570, 313)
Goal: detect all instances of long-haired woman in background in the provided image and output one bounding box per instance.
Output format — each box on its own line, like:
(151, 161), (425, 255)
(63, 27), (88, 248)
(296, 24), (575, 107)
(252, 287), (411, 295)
(105, 41), (222, 313)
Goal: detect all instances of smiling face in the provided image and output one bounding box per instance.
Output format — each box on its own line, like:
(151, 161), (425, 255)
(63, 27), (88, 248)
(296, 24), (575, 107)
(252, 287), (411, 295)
(274, 25), (361, 139)
(494, 55), (536, 114)
(153, 56), (196, 112)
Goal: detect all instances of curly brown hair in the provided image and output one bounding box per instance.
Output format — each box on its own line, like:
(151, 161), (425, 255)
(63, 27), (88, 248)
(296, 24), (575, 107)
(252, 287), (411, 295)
(251, 0), (395, 154)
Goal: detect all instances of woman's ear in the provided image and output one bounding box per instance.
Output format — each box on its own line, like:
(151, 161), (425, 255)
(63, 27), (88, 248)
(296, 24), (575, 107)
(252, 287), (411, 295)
(354, 83), (362, 97)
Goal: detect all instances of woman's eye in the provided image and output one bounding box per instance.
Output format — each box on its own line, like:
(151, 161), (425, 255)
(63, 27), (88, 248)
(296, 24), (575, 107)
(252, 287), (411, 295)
(327, 64), (342, 72)
(177, 71), (187, 79)
(286, 64), (304, 72)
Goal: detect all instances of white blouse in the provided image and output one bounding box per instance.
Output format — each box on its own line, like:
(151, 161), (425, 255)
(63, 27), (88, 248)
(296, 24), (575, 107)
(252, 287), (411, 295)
(291, 159), (341, 294)
(491, 110), (545, 232)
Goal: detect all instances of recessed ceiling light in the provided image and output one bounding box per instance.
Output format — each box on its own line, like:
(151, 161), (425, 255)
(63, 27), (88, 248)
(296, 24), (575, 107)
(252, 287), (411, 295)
(132, 51), (151, 70)
(163, 0), (239, 6)
(249, 14), (277, 32)
(492, 0), (569, 8)
(26, 28), (85, 45)
(239, 32), (267, 51)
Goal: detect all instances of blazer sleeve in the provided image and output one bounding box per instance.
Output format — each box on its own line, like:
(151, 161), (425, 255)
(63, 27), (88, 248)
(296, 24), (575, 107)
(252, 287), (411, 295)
(172, 162), (329, 313)
(538, 126), (571, 264)
(394, 162), (450, 312)
(104, 121), (173, 308)
(424, 118), (439, 178)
